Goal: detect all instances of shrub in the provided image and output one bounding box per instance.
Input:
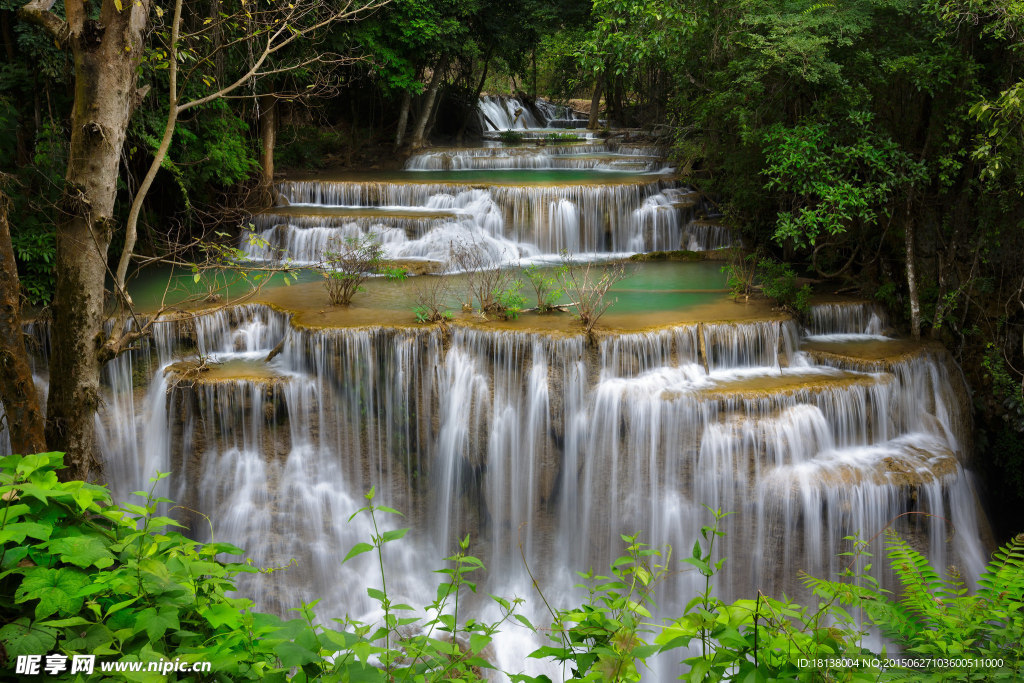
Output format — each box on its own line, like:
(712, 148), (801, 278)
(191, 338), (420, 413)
(556, 253), (630, 336)
(497, 130), (525, 145)
(523, 264), (563, 311)
(413, 274), (455, 323)
(757, 256), (812, 314)
(721, 247), (757, 301)
(495, 280), (527, 320)
(319, 235), (385, 305)
(446, 239), (518, 318)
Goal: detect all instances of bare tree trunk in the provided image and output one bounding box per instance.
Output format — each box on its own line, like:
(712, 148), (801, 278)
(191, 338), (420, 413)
(588, 75), (603, 129)
(423, 82), (444, 143)
(457, 49), (492, 144)
(21, 0), (150, 480)
(259, 93), (278, 203)
(394, 89), (412, 150)
(409, 54), (448, 149)
(0, 190), (46, 455)
(904, 196), (921, 339)
(931, 249), (948, 340)
(531, 49), (537, 98)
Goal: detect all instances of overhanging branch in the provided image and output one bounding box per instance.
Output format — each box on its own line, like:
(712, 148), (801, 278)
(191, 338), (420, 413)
(19, 0), (68, 40)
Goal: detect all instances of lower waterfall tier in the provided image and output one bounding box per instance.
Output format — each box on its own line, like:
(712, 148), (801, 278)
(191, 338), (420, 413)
(70, 301), (988, 649)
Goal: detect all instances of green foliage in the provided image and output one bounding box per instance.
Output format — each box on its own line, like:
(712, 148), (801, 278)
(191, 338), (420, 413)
(412, 274), (455, 324)
(806, 531), (1024, 680)
(0, 452), (280, 679)
(413, 304), (454, 324)
(523, 264), (563, 311)
(981, 343), (1024, 431)
(658, 513), (881, 681)
(495, 280), (527, 320)
(721, 249), (758, 301)
(0, 454), (522, 681)
(763, 115), (923, 249)
(131, 99), (258, 197)
(0, 112), (64, 305)
(757, 257), (813, 314)
(319, 236), (387, 306)
(523, 534), (668, 682)
(345, 488), (521, 680)
(498, 130), (525, 145)
(721, 250), (811, 313)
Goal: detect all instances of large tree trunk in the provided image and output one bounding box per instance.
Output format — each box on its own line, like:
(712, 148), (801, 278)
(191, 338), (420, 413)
(394, 89), (412, 150)
(259, 93), (278, 203)
(409, 54), (448, 149)
(0, 190), (46, 455)
(457, 48), (492, 143)
(588, 75), (604, 129)
(22, 0), (150, 480)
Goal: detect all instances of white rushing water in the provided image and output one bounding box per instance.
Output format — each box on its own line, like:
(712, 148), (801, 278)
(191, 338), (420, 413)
(0, 297), (985, 680)
(1, 123), (990, 680)
(247, 177), (725, 264)
(242, 126), (722, 265)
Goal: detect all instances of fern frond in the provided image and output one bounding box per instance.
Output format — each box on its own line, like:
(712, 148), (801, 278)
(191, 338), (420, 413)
(799, 570), (921, 641)
(885, 531), (948, 630)
(978, 533), (1024, 604)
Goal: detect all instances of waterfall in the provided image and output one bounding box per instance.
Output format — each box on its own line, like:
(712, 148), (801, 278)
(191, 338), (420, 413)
(1, 98), (991, 680)
(6, 296), (990, 679)
(808, 301), (889, 335)
(478, 95), (544, 131)
(251, 178), (727, 262)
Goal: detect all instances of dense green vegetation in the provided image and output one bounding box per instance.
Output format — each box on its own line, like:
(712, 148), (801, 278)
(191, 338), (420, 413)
(3, 454), (1023, 680)
(2, 0), (1024, 675)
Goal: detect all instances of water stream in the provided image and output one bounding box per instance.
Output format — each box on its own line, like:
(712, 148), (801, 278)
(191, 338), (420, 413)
(4, 102), (991, 679)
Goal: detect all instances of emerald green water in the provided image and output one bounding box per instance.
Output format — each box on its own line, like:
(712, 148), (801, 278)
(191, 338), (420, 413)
(288, 169), (670, 185)
(126, 260), (729, 318)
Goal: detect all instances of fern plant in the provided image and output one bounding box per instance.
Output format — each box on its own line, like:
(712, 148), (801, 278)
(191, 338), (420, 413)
(804, 530), (1024, 681)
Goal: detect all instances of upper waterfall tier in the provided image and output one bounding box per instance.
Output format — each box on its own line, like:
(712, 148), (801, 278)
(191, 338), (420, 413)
(477, 95), (586, 132)
(251, 173), (729, 264)
(404, 144), (670, 172)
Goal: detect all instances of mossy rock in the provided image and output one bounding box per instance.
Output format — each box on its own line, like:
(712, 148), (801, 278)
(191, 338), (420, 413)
(628, 250), (705, 262)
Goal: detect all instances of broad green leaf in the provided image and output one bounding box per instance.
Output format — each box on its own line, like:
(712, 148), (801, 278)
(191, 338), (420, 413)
(0, 521), (52, 543)
(0, 618), (56, 657)
(47, 534), (116, 569)
(15, 567), (90, 618)
(134, 606), (180, 642)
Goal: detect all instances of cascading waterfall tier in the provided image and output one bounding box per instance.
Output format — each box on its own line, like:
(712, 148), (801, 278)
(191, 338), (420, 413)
(250, 174), (729, 264)
(15, 299), (981, 616)
(5, 296), (989, 678)
(405, 144), (668, 172)
(807, 300), (889, 335)
(477, 95), (587, 132)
